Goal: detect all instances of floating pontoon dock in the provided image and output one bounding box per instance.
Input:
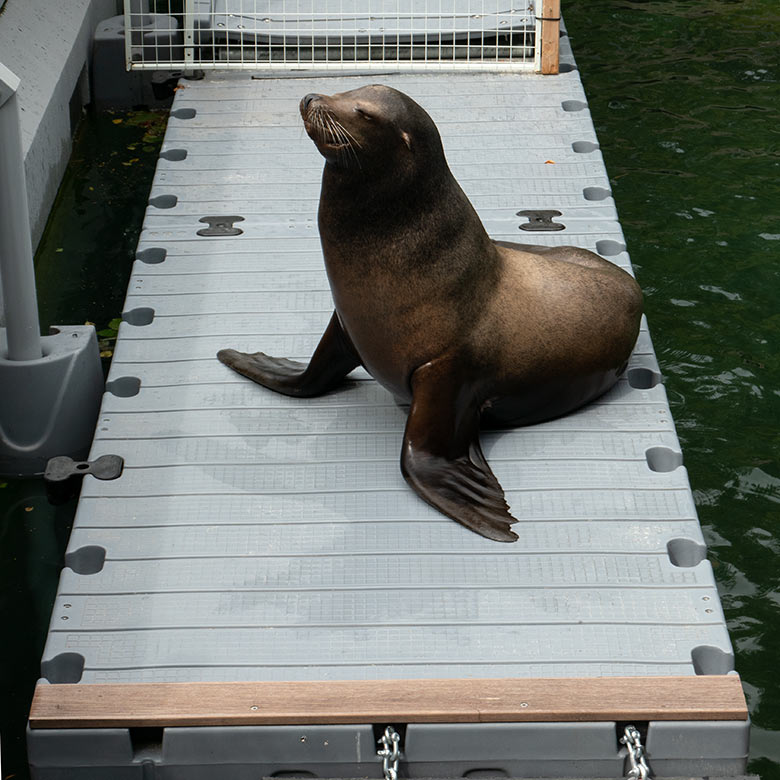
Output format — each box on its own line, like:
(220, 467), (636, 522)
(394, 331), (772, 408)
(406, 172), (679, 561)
(28, 6), (748, 778)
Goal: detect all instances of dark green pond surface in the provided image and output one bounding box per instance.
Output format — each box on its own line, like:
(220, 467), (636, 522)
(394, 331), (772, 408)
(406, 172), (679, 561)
(564, 1), (780, 777)
(0, 109), (166, 780)
(33, 110), (167, 342)
(1, 2), (779, 776)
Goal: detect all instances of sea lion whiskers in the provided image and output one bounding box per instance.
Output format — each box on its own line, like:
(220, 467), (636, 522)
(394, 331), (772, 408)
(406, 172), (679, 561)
(321, 111), (361, 150)
(322, 112), (340, 145)
(322, 112), (362, 168)
(331, 117), (362, 150)
(301, 96), (364, 168)
(305, 104), (329, 139)
(308, 104), (352, 148)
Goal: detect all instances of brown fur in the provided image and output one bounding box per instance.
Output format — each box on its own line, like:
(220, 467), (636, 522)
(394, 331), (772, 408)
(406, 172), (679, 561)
(218, 85), (643, 541)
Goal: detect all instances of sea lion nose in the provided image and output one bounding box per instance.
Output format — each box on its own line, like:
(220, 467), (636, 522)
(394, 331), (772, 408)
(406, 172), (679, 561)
(302, 93), (321, 110)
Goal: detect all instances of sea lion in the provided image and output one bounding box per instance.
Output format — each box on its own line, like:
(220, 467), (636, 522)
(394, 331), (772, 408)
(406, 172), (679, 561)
(218, 85), (643, 542)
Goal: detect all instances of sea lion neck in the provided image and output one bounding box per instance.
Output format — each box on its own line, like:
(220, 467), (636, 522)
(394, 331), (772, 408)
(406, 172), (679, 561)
(318, 156), (488, 252)
(320, 150), (446, 214)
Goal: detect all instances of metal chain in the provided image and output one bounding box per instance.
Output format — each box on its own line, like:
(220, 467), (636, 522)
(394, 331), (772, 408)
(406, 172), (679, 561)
(620, 725), (651, 780)
(377, 723), (649, 780)
(377, 726), (402, 780)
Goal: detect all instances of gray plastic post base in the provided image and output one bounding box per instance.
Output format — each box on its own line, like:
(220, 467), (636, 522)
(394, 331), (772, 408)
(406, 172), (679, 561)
(92, 15), (181, 109)
(0, 325), (103, 477)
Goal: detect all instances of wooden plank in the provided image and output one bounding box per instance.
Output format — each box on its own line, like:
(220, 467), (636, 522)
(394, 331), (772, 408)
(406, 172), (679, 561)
(539, 0), (561, 75)
(30, 676), (748, 729)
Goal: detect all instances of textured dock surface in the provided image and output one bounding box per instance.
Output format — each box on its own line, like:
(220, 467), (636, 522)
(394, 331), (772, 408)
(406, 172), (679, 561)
(39, 58), (734, 686)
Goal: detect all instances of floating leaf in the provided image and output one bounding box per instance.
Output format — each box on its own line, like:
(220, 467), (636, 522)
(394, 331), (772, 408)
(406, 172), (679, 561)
(112, 118), (123, 125)
(108, 317), (122, 330)
(100, 349), (114, 358)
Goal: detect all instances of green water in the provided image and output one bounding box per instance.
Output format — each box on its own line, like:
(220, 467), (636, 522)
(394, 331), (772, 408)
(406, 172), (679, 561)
(33, 110), (167, 341)
(564, 0), (780, 776)
(1, 2), (779, 776)
(0, 109), (166, 780)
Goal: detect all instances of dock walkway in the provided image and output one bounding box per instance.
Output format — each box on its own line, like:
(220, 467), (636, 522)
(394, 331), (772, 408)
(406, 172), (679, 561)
(28, 34), (749, 779)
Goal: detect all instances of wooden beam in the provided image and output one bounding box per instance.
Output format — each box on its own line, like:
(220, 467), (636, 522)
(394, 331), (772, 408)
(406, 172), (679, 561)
(30, 676), (748, 729)
(539, 0), (561, 75)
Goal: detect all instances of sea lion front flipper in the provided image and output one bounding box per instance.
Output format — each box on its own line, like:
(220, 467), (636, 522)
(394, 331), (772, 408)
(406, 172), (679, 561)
(217, 311), (360, 398)
(401, 359), (519, 543)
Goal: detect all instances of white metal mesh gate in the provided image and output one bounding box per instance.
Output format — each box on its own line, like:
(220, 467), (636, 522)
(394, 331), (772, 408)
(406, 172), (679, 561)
(124, 1), (544, 72)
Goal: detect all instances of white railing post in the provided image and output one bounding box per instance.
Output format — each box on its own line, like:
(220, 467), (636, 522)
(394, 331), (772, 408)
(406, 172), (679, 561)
(183, 0), (197, 73)
(0, 63), (43, 361)
(0, 62), (104, 477)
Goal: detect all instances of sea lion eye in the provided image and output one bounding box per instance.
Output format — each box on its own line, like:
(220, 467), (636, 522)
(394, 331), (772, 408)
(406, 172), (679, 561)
(354, 106), (373, 121)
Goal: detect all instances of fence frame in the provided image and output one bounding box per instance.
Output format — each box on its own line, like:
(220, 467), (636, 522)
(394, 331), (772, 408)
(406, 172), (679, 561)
(123, 1), (560, 74)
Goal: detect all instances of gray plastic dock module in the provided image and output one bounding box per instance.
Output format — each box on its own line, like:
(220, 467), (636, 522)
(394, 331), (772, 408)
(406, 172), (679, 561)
(29, 32), (748, 780)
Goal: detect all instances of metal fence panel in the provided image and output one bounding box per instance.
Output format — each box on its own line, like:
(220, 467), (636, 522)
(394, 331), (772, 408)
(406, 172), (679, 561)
(124, 0), (538, 71)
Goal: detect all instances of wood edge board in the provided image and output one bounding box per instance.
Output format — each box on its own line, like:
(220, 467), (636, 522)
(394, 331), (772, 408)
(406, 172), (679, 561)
(539, 0), (561, 75)
(30, 675), (748, 729)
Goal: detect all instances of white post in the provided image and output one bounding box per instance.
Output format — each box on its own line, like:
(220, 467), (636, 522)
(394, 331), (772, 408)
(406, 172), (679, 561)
(184, 0), (197, 73)
(0, 63), (42, 361)
(0, 63), (103, 477)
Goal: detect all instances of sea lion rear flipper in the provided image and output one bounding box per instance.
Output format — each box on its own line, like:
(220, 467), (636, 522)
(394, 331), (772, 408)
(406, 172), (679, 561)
(401, 359), (518, 543)
(217, 311), (360, 398)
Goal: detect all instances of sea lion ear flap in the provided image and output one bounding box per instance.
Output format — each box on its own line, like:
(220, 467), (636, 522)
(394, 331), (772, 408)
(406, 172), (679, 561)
(401, 130), (412, 151)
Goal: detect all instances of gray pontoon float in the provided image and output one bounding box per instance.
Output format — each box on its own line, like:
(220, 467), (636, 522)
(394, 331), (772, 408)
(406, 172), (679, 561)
(28, 2), (749, 777)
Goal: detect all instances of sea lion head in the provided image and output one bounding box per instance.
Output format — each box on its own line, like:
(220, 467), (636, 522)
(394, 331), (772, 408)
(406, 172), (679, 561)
(300, 85), (445, 177)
